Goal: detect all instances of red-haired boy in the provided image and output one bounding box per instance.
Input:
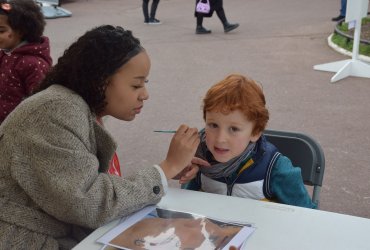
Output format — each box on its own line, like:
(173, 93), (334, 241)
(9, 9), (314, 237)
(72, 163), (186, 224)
(183, 74), (316, 208)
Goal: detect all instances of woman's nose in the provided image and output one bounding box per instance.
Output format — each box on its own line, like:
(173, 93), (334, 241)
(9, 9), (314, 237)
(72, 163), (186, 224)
(139, 87), (149, 101)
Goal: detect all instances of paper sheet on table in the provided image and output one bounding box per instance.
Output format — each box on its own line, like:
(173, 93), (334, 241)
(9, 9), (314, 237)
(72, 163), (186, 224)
(97, 206), (255, 250)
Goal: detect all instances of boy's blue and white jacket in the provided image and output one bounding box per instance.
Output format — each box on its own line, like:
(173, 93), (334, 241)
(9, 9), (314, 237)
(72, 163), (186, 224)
(183, 135), (317, 209)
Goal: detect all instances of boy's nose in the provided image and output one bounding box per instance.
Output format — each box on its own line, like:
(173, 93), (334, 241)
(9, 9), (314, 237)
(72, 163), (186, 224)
(215, 130), (228, 143)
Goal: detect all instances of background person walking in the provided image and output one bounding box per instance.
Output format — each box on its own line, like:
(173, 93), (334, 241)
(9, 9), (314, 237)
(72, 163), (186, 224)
(195, 0), (239, 34)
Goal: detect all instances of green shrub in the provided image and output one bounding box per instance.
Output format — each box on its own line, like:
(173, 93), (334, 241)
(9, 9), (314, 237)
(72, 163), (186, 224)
(332, 17), (370, 57)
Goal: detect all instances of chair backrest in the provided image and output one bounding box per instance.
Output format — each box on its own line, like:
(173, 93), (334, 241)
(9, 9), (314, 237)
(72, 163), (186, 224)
(263, 129), (325, 207)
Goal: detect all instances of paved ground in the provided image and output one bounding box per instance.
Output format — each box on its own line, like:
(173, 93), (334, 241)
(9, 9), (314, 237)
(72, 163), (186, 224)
(45, 0), (370, 219)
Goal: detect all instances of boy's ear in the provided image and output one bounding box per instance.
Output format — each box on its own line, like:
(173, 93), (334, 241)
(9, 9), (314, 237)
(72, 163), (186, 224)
(250, 131), (262, 142)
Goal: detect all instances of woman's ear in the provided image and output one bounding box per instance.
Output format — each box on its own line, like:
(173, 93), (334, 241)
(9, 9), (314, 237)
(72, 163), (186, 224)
(250, 131), (262, 142)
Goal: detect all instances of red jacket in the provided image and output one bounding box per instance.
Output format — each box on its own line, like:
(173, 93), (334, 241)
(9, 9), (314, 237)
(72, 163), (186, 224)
(0, 36), (52, 123)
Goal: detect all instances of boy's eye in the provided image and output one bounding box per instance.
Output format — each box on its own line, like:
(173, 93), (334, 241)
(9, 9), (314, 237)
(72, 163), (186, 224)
(207, 123), (217, 129)
(230, 127), (239, 132)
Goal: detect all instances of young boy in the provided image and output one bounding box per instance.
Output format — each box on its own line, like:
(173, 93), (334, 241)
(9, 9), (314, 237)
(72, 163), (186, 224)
(183, 74), (317, 209)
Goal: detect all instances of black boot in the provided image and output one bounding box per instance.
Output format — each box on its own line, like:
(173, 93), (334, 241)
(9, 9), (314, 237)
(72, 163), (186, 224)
(196, 25), (212, 34)
(223, 22), (239, 33)
(215, 8), (239, 33)
(331, 15), (345, 22)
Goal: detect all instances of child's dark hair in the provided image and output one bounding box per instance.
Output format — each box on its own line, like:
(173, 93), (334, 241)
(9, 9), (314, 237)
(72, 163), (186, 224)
(38, 25), (143, 115)
(0, 0), (45, 42)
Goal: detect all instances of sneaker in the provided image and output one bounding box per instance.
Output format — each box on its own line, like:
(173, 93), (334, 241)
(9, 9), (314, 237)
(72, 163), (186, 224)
(149, 18), (161, 25)
(331, 15), (345, 22)
(224, 23), (239, 33)
(144, 19), (149, 24)
(196, 26), (211, 34)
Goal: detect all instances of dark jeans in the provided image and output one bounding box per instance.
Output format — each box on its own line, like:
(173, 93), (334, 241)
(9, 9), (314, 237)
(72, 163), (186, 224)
(143, 0), (160, 21)
(340, 0), (347, 17)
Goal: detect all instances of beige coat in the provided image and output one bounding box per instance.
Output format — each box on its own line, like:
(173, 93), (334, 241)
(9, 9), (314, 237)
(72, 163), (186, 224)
(0, 85), (164, 249)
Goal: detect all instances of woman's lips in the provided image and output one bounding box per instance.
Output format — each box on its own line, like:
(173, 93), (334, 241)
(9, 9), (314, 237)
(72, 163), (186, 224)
(133, 106), (143, 114)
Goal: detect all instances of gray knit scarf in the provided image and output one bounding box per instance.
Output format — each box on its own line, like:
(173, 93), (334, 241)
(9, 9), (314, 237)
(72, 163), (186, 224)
(196, 130), (256, 179)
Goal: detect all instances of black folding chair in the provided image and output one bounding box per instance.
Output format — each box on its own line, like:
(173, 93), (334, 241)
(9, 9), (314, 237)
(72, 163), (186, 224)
(264, 129), (325, 208)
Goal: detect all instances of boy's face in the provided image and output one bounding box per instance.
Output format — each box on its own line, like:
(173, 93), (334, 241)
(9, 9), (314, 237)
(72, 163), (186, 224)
(0, 15), (22, 50)
(205, 110), (261, 163)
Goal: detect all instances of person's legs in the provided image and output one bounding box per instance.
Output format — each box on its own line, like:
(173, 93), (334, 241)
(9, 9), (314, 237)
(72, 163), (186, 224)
(149, 0), (161, 24)
(196, 14), (211, 34)
(195, 0), (211, 34)
(215, 7), (239, 33)
(340, 0), (347, 17)
(332, 0), (346, 21)
(142, 0), (150, 23)
(195, 13), (212, 34)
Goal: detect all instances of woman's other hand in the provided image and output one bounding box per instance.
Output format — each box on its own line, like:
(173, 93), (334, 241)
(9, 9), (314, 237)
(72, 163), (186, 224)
(160, 125), (200, 179)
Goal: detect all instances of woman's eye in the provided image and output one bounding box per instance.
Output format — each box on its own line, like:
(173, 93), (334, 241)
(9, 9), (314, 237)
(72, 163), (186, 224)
(144, 79), (149, 83)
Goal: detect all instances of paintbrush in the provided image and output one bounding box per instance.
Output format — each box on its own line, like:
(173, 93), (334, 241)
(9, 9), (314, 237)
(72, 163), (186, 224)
(153, 130), (177, 133)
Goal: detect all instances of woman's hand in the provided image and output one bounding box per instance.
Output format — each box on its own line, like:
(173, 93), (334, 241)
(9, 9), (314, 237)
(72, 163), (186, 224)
(173, 157), (210, 184)
(160, 125), (200, 179)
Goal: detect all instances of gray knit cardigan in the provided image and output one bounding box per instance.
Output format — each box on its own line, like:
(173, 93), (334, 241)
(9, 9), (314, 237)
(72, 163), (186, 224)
(0, 85), (164, 249)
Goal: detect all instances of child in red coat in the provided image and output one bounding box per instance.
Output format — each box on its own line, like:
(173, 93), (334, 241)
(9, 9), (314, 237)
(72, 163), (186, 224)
(0, 0), (52, 124)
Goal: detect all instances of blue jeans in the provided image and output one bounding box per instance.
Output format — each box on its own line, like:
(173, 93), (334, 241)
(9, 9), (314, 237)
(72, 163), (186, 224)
(340, 0), (347, 17)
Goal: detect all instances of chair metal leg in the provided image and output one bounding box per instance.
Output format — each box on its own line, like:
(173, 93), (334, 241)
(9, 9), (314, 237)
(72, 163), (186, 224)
(312, 186), (321, 208)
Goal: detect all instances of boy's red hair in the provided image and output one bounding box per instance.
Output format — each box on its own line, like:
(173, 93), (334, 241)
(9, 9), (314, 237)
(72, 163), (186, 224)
(203, 74), (269, 135)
